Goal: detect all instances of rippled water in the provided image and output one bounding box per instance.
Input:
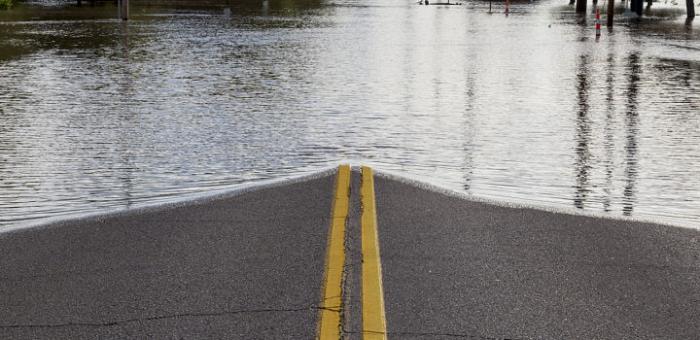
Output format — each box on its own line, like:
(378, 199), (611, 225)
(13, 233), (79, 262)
(1, 0), (699, 229)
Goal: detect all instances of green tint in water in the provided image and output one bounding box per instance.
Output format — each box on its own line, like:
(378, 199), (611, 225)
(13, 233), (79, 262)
(0, 0), (13, 11)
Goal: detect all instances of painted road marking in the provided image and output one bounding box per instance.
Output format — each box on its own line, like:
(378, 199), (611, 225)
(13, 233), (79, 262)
(318, 164), (351, 340)
(361, 166), (388, 340)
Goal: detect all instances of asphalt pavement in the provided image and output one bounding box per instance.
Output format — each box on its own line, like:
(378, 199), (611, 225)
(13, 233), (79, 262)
(0, 173), (336, 339)
(374, 174), (700, 340)
(1, 167), (699, 340)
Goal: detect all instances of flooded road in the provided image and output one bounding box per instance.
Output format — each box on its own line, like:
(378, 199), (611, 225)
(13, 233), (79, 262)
(1, 0), (699, 228)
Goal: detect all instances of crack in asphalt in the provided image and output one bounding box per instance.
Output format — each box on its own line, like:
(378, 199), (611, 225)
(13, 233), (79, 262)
(388, 332), (528, 340)
(345, 330), (530, 340)
(0, 305), (339, 329)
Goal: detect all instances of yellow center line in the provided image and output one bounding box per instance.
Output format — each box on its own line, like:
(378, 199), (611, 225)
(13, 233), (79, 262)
(318, 164), (351, 340)
(361, 166), (388, 340)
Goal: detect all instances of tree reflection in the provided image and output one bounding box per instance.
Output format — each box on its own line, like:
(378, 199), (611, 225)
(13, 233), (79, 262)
(622, 52), (641, 216)
(573, 54), (591, 210)
(463, 61), (476, 192)
(603, 54), (616, 212)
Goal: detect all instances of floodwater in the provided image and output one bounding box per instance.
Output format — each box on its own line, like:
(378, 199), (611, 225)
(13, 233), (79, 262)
(0, 0), (699, 229)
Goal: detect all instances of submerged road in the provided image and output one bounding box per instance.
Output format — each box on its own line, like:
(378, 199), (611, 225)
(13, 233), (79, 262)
(1, 166), (699, 339)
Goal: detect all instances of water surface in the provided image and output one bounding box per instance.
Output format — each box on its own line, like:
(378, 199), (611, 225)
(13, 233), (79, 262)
(1, 0), (699, 228)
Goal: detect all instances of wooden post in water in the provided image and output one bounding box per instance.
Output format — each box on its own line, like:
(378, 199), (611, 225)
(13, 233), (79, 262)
(631, 0), (643, 16)
(607, 0), (615, 26)
(688, 0), (696, 19)
(576, 0), (587, 13)
(120, 0), (129, 21)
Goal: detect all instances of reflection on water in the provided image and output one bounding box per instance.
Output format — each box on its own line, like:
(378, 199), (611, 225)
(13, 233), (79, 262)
(574, 53), (591, 210)
(1, 0), (700, 228)
(603, 53), (615, 212)
(623, 52), (641, 216)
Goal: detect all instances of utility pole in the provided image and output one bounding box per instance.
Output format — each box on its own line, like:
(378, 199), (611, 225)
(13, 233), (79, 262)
(576, 0), (587, 13)
(631, 0), (642, 16)
(119, 0), (129, 21)
(688, 0), (696, 19)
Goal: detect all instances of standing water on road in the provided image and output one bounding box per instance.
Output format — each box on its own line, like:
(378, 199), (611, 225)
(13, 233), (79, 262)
(1, 0), (699, 229)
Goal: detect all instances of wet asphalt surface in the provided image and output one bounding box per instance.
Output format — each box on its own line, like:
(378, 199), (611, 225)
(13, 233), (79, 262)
(1, 169), (699, 339)
(0, 174), (335, 339)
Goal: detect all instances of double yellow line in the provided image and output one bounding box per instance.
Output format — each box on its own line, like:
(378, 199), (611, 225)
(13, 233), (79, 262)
(317, 165), (388, 340)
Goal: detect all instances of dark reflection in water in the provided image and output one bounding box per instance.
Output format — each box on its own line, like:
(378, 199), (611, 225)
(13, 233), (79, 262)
(573, 53), (591, 210)
(602, 53), (615, 212)
(623, 52), (641, 216)
(462, 10), (477, 192)
(120, 21), (129, 58)
(1, 0), (700, 228)
(117, 22), (134, 208)
(462, 66), (476, 192)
